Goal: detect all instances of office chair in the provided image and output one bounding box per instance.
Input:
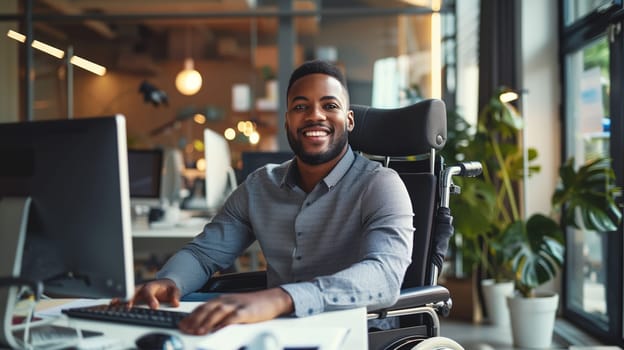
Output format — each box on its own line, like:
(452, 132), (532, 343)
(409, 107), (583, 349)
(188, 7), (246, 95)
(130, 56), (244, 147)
(200, 99), (482, 350)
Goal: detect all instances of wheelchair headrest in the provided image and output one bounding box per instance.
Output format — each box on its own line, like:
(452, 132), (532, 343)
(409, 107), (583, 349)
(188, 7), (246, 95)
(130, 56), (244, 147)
(349, 99), (447, 157)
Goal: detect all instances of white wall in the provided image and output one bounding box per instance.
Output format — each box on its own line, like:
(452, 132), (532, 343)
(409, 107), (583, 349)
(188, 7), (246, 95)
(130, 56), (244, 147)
(522, 0), (561, 216)
(0, 0), (19, 122)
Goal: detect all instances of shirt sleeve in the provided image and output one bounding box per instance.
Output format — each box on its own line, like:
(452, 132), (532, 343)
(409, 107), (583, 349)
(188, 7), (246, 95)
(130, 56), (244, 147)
(281, 169), (414, 317)
(156, 184), (256, 296)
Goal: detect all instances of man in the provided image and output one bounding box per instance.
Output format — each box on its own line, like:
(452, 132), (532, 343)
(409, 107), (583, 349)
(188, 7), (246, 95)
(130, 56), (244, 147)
(128, 60), (414, 335)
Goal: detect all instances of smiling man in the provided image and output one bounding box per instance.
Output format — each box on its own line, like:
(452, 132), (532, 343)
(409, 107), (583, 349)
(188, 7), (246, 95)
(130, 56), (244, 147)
(128, 60), (414, 335)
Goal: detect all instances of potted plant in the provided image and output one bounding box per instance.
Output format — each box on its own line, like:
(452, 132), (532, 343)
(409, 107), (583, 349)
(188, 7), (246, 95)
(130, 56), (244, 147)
(502, 213), (562, 348)
(444, 88), (621, 335)
(443, 88), (537, 325)
(504, 156), (621, 348)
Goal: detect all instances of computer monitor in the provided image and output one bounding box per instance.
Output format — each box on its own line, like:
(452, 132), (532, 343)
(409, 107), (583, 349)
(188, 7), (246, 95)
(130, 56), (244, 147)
(204, 128), (237, 213)
(239, 151), (294, 184)
(160, 147), (186, 207)
(127, 148), (163, 208)
(0, 115), (134, 300)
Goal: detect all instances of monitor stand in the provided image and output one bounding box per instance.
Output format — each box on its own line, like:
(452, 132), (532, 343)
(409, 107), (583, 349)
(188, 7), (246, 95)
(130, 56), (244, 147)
(0, 197), (31, 349)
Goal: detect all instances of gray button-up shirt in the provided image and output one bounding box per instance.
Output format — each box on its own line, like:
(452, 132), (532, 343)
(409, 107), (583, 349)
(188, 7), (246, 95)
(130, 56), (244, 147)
(157, 148), (414, 317)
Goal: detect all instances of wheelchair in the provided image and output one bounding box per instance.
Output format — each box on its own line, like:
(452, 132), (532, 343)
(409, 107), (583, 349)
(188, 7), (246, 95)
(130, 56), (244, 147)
(202, 99), (482, 350)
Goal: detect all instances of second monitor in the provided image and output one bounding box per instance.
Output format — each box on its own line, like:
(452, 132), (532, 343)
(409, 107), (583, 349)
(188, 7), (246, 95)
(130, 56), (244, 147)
(204, 129), (237, 214)
(128, 148), (164, 208)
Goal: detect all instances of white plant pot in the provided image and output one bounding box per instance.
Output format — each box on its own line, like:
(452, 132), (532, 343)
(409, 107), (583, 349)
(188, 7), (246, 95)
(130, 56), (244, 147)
(481, 279), (514, 326)
(507, 293), (559, 349)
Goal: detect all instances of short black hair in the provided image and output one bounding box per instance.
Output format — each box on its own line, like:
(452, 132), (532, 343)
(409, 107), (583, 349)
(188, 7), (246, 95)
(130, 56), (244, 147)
(286, 60), (347, 97)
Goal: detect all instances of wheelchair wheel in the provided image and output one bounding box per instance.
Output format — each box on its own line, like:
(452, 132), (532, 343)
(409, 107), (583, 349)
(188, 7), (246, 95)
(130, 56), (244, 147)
(411, 336), (464, 350)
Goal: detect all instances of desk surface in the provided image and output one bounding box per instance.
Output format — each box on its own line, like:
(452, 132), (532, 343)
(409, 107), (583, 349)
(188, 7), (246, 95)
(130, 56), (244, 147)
(132, 217), (209, 238)
(36, 300), (367, 350)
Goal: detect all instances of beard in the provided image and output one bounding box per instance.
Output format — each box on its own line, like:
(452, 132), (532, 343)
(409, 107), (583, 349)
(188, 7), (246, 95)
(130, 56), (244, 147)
(287, 124), (349, 165)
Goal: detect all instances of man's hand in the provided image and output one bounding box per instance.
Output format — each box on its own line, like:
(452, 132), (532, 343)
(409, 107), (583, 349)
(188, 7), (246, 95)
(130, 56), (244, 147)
(126, 278), (181, 309)
(178, 287), (294, 335)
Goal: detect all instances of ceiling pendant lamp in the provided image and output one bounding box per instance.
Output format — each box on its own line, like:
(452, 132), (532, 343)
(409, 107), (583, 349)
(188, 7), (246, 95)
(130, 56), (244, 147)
(175, 27), (202, 96)
(175, 58), (202, 95)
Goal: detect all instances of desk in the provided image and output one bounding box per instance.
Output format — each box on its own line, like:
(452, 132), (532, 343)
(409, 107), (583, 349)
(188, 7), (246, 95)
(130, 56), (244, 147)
(36, 300), (367, 349)
(132, 218), (264, 273)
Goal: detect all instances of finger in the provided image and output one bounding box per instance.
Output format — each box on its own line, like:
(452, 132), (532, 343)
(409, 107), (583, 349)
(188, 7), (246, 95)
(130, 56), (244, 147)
(126, 284), (148, 308)
(199, 302), (245, 334)
(168, 286), (181, 307)
(180, 303), (236, 335)
(213, 307), (246, 331)
(179, 303), (217, 334)
(131, 284), (157, 309)
(127, 288), (145, 308)
(147, 293), (160, 309)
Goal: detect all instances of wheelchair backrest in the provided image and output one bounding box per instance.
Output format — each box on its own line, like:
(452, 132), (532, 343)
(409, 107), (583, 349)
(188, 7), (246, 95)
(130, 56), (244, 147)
(349, 100), (447, 289)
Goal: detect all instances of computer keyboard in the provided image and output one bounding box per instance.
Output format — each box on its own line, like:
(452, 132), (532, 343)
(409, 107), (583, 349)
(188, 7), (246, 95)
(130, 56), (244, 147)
(62, 304), (190, 329)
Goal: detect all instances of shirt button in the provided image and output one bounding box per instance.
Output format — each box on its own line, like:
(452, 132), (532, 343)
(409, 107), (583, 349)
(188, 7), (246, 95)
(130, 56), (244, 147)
(296, 256), (302, 260)
(297, 232), (302, 236)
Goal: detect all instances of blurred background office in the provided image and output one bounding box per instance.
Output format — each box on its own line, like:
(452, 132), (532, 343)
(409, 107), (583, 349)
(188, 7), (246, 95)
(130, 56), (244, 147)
(1, 0), (623, 348)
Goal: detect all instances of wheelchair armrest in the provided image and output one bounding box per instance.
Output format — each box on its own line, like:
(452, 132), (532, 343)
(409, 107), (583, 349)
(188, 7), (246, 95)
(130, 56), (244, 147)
(198, 270), (267, 293)
(395, 285), (450, 309)
(369, 285), (451, 315)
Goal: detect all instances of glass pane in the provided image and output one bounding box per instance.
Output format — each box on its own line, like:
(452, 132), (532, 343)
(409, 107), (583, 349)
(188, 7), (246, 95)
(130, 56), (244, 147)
(564, 0), (615, 26)
(0, 0), (20, 122)
(327, 14), (443, 108)
(564, 35), (610, 326)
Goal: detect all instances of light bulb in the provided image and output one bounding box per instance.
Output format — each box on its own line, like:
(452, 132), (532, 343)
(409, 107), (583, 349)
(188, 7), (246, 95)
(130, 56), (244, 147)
(175, 58), (202, 95)
(499, 91), (519, 103)
(249, 131), (260, 145)
(224, 128), (236, 140)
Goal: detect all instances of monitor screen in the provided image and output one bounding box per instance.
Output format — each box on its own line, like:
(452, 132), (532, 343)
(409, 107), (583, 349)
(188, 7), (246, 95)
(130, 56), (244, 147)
(128, 148), (163, 207)
(239, 151), (294, 184)
(0, 116), (134, 299)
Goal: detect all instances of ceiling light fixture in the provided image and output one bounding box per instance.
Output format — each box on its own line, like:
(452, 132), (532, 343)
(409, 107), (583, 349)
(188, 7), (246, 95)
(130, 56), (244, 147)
(499, 91), (520, 103)
(8, 30), (64, 59)
(175, 27), (202, 96)
(32, 40), (64, 59)
(175, 58), (202, 95)
(7, 29), (26, 42)
(6, 29), (105, 76)
(70, 55), (106, 76)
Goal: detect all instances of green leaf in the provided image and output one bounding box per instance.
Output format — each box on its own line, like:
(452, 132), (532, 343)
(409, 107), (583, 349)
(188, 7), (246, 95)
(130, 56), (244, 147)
(450, 178), (496, 227)
(506, 214), (564, 296)
(552, 157), (622, 231)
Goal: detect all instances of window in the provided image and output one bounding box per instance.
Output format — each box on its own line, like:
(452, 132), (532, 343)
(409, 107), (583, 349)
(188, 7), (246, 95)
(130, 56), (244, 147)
(561, 0), (624, 344)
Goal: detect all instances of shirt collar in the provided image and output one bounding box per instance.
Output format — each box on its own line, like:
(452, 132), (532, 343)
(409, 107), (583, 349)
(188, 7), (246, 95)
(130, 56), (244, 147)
(282, 146), (355, 190)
